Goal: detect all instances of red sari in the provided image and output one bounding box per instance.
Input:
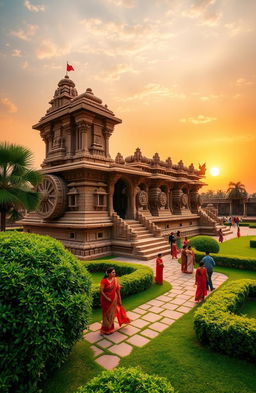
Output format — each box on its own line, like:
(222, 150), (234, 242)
(155, 257), (164, 284)
(100, 277), (130, 335)
(171, 244), (178, 259)
(181, 249), (187, 272)
(195, 267), (208, 301)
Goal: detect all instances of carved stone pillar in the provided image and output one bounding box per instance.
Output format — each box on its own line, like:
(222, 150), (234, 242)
(149, 187), (167, 216)
(189, 191), (202, 214)
(103, 127), (112, 158)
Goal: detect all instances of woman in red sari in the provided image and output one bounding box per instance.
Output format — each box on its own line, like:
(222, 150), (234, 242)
(195, 261), (208, 302)
(100, 267), (130, 335)
(155, 253), (164, 285)
(181, 245), (188, 273)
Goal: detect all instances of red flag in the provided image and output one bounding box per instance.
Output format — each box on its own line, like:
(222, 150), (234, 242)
(67, 63), (74, 72)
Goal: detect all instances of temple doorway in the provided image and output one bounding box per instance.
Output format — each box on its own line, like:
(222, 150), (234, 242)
(113, 179), (128, 219)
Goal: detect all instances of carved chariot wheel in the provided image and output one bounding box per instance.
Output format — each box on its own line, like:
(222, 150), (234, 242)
(37, 174), (67, 220)
(158, 192), (167, 207)
(137, 190), (148, 207)
(181, 193), (188, 208)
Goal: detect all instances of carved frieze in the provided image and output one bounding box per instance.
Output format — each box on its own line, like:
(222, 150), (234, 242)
(136, 190), (148, 207)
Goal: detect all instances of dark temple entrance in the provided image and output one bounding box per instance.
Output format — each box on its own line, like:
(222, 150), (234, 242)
(113, 179), (128, 219)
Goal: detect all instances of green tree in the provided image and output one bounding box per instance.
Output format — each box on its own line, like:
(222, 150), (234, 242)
(227, 181), (247, 199)
(0, 142), (42, 231)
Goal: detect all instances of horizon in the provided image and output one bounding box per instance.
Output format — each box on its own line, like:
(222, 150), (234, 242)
(0, 0), (255, 193)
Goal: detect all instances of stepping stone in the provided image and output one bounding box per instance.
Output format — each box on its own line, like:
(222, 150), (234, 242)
(89, 322), (102, 332)
(161, 303), (178, 311)
(141, 328), (159, 339)
(127, 311), (141, 320)
(176, 305), (192, 313)
(139, 304), (151, 310)
(95, 355), (120, 370)
(119, 325), (140, 336)
(150, 321), (169, 332)
(108, 342), (133, 357)
(132, 307), (147, 315)
(161, 310), (184, 319)
(131, 318), (149, 328)
(171, 298), (187, 305)
(142, 312), (162, 322)
(161, 317), (175, 325)
(107, 331), (128, 344)
(127, 334), (150, 347)
(84, 331), (102, 344)
(147, 299), (165, 307)
(91, 345), (103, 357)
(178, 294), (192, 300)
(182, 301), (195, 307)
(157, 295), (173, 302)
(149, 306), (164, 313)
(97, 339), (113, 348)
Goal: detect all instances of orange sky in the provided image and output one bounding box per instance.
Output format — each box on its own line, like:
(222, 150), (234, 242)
(0, 0), (256, 193)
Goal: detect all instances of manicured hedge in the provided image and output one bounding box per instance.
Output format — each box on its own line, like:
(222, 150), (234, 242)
(194, 280), (256, 361)
(74, 367), (176, 393)
(189, 235), (219, 253)
(83, 260), (153, 308)
(0, 232), (92, 393)
(250, 240), (256, 248)
(193, 249), (256, 271)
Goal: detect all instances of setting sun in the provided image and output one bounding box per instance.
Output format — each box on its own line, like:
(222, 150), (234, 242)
(210, 167), (220, 176)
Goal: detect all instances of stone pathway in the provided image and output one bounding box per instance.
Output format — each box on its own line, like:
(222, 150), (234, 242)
(83, 255), (228, 370)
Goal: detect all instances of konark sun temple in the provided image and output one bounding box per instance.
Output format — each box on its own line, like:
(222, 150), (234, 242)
(22, 75), (229, 260)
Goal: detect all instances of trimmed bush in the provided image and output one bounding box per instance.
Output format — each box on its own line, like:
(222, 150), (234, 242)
(0, 232), (92, 393)
(249, 223), (256, 228)
(74, 367), (176, 393)
(194, 250), (256, 271)
(189, 235), (219, 253)
(250, 240), (256, 248)
(194, 280), (256, 361)
(83, 260), (153, 308)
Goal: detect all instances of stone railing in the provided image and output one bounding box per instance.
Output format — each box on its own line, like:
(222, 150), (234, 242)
(202, 207), (222, 224)
(136, 211), (162, 237)
(198, 208), (217, 227)
(112, 212), (137, 241)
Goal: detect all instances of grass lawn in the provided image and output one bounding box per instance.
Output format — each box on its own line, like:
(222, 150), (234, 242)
(219, 236), (256, 258)
(43, 265), (256, 393)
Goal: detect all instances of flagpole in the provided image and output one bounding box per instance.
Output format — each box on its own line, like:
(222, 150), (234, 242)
(66, 61), (68, 77)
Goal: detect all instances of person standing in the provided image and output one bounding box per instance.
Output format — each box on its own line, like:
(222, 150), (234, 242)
(168, 232), (175, 253)
(100, 267), (130, 335)
(195, 261), (208, 302)
(202, 251), (216, 291)
(181, 245), (188, 273)
(237, 227), (241, 238)
(183, 236), (189, 247)
(171, 240), (178, 259)
(176, 231), (182, 253)
(186, 245), (195, 274)
(155, 253), (164, 285)
(218, 228), (224, 243)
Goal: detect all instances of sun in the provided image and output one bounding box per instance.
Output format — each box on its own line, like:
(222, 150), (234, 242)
(210, 167), (220, 176)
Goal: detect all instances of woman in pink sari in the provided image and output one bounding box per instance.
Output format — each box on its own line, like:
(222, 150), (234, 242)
(155, 253), (164, 284)
(100, 267), (130, 335)
(195, 261), (208, 302)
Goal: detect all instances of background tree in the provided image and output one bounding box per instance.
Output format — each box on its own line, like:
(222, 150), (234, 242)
(227, 181), (247, 199)
(0, 142), (42, 231)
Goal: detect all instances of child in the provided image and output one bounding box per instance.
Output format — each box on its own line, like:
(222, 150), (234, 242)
(171, 240), (178, 259)
(155, 253), (164, 285)
(195, 261), (208, 303)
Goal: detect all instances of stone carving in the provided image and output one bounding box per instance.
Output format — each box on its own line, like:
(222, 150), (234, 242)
(136, 190), (148, 207)
(181, 193), (188, 208)
(199, 162), (206, 175)
(37, 175), (67, 220)
(115, 152), (125, 164)
(158, 191), (167, 207)
(149, 187), (167, 209)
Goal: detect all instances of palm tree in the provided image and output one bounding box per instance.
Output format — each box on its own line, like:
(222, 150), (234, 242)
(227, 181), (247, 199)
(0, 142), (42, 231)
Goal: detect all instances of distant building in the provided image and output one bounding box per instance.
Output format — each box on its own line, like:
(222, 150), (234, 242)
(22, 75), (226, 260)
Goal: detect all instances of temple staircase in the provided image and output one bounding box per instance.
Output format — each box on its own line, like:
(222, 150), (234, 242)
(200, 208), (232, 236)
(125, 220), (170, 260)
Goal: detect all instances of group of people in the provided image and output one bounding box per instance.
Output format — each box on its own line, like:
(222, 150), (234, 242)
(168, 231), (190, 259)
(226, 216), (242, 228)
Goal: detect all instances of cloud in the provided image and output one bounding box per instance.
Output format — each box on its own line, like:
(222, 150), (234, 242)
(24, 0), (45, 12)
(119, 83), (186, 102)
(36, 39), (70, 59)
(106, 0), (136, 7)
(235, 78), (254, 87)
(12, 49), (22, 57)
(94, 64), (138, 81)
(182, 0), (221, 26)
(180, 114), (217, 124)
(11, 24), (38, 41)
(0, 98), (18, 113)
(225, 21), (254, 37)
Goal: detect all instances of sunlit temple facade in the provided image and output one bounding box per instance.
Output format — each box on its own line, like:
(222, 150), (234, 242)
(22, 75), (225, 260)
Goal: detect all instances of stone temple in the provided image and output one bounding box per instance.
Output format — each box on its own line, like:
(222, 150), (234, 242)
(22, 75), (226, 260)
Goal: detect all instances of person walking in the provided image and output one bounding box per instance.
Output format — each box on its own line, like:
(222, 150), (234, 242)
(171, 240), (178, 259)
(186, 245), (195, 274)
(202, 251), (216, 291)
(181, 245), (188, 273)
(218, 228), (224, 243)
(195, 261), (208, 302)
(168, 232), (175, 254)
(183, 236), (189, 247)
(237, 226), (241, 238)
(100, 267), (130, 335)
(155, 253), (164, 285)
(176, 231), (182, 253)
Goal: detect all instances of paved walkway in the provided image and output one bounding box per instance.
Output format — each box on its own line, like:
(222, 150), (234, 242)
(83, 227), (256, 370)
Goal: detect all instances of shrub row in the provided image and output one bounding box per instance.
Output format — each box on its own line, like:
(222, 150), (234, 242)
(194, 279), (256, 361)
(82, 260), (153, 308)
(250, 240), (256, 248)
(224, 222), (256, 228)
(75, 367), (176, 393)
(0, 232), (92, 393)
(194, 249), (256, 271)
(189, 236), (219, 253)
